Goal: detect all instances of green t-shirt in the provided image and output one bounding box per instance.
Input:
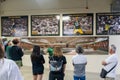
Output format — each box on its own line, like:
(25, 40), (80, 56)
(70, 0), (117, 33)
(47, 48), (53, 56)
(6, 46), (12, 59)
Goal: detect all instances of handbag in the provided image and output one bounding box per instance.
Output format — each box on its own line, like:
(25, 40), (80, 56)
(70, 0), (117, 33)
(100, 68), (108, 78)
(100, 63), (117, 78)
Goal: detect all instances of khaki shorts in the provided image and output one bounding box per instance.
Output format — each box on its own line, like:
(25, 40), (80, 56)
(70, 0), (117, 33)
(105, 77), (115, 80)
(15, 60), (23, 68)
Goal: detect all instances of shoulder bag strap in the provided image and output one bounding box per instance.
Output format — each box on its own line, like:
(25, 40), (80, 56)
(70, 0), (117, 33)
(108, 62), (118, 73)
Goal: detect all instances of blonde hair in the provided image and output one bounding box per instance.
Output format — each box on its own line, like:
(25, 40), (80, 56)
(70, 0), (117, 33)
(53, 47), (63, 57)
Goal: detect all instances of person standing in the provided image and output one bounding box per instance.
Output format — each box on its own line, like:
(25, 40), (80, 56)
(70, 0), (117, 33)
(101, 44), (118, 80)
(31, 45), (45, 80)
(4, 40), (12, 59)
(72, 45), (87, 80)
(9, 38), (24, 68)
(49, 47), (67, 80)
(0, 39), (23, 80)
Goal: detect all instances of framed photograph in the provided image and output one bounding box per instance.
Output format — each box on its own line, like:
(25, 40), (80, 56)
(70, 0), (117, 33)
(63, 13), (93, 36)
(1, 16), (28, 37)
(21, 36), (109, 55)
(31, 15), (60, 36)
(96, 12), (120, 35)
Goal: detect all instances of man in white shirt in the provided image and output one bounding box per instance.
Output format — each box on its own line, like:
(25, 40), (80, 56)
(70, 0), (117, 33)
(72, 45), (87, 80)
(0, 59), (23, 80)
(102, 44), (118, 80)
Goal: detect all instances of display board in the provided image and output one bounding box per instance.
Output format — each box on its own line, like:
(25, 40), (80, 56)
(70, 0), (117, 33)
(21, 36), (109, 55)
(96, 12), (120, 35)
(1, 16), (28, 37)
(63, 13), (93, 36)
(31, 15), (60, 36)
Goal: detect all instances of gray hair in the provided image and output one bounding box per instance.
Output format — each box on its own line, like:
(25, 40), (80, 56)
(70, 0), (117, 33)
(111, 44), (116, 52)
(75, 45), (84, 54)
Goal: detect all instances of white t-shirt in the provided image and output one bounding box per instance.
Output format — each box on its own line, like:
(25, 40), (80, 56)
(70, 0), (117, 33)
(0, 58), (23, 80)
(72, 54), (87, 64)
(72, 54), (87, 77)
(104, 54), (118, 78)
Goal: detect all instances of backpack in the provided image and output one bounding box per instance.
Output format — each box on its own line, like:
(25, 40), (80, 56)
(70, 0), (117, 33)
(50, 57), (63, 72)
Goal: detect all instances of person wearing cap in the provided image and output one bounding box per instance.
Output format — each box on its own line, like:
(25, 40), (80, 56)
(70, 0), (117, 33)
(72, 45), (87, 80)
(47, 45), (54, 58)
(102, 44), (118, 80)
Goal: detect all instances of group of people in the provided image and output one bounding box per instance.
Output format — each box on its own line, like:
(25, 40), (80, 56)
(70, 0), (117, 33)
(4, 38), (24, 68)
(0, 38), (24, 80)
(0, 37), (119, 80)
(30, 44), (118, 80)
(31, 45), (66, 80)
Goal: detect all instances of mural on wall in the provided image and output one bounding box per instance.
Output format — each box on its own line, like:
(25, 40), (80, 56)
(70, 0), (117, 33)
(63, 13), (93, 36)
(1, 16), (28, 37)
(21, 36), (109, 55)
(31, 15), (60, 36)
(96, 12), (120, 35)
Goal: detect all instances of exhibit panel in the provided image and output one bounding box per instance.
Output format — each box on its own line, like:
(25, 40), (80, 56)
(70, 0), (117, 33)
(96, 12), (120, 35)
(62, 13), (93, 36)
(31, 14), (60, 36)
(1, 16), (28, 37)
(21, 36), (109, 55)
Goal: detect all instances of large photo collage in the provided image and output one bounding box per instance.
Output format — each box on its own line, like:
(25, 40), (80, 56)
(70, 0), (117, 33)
(1, 12), (119, 55)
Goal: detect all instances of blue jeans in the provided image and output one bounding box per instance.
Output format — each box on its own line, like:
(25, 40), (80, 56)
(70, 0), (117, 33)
(74, 76), (86, 80)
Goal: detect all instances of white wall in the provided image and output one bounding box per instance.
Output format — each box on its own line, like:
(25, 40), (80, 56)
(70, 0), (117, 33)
(0, 0), (112, 36)
(0, 0), (111, 15)
(1, 0), (120, 74)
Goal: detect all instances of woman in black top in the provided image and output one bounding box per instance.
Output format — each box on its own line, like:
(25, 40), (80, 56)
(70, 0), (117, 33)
(31, 45), (45, 80)
(49, 47), (67, 80)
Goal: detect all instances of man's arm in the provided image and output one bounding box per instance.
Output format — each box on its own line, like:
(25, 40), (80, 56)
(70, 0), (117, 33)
(102, 61), (107, 66)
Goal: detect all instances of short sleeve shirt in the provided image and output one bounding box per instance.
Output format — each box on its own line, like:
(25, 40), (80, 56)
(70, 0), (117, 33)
(104, 54), (118, 78)
(49, 55), (67, 74)
(0, 58), (23, 80)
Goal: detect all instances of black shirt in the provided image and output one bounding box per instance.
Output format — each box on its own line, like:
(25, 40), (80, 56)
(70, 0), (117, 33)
(31, 54), (45, 74)
(9, 46), (24, 61)
(49, 55), (67, 74)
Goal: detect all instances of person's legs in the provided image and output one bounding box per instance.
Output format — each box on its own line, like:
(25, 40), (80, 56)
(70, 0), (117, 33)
(49, 73), (55, 80)
(15, 60), (22, 68)
(105, 77), (115, 80)
(56, 74), (64, 80)
(73, 76), (79, 80)
(80, 76), (86, 80)
(37, 74), (43, 80)
(33, 75), (37, 80)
